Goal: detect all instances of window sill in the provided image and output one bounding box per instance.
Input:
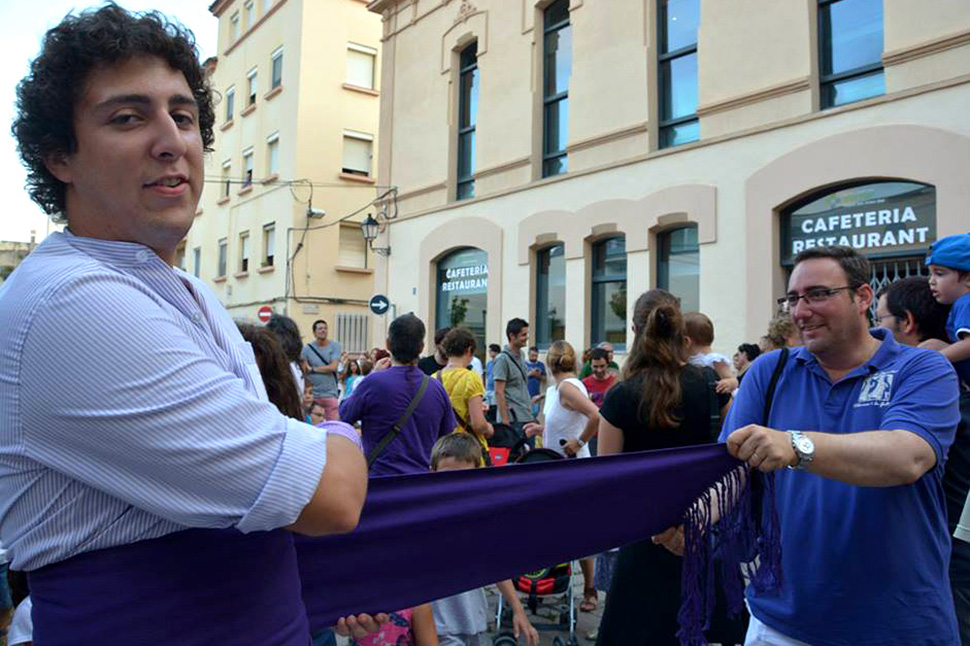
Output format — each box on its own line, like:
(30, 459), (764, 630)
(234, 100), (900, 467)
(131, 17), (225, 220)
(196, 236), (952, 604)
(258, 264), (275, 274)
(238, 185), (253, 196)
(241, 103), (257, 117)
(214, 275), (227, 283)
(261, 173), (279, 185)
(339, 172), (376, 184)
(217, 196), (230, 206)
(342, 83), (379, 97)
(335, 265), (373, 274)
(220, 119), (235, 132)
(234, 271), (250, 279)
(264, 86), (283, 101)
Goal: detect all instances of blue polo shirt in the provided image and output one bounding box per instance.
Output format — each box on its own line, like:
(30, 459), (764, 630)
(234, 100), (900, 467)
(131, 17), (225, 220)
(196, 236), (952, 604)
(720, 329), (960, 646)
(947, 291), (970, 388)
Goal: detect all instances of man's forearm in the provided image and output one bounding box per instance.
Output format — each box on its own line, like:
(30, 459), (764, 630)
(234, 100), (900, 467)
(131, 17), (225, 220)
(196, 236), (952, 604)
(495, 386), (510, 424)
(802, 429), (935, 486)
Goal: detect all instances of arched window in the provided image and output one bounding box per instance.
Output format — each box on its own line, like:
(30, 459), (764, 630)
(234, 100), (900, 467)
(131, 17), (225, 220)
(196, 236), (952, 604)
(436, 247), (488, 357)
(535, 244), (565, 348)
(657, 225), (699, 313)
(591, 236), (627, 350)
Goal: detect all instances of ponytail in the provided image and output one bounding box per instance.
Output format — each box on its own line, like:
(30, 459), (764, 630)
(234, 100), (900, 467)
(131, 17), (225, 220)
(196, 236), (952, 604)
(623, 290), (685, 429)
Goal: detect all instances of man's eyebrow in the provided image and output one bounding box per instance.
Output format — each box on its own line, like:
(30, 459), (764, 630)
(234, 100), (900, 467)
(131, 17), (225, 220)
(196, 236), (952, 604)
(94, 93), (198, 111)
(786, 284), (834, 294)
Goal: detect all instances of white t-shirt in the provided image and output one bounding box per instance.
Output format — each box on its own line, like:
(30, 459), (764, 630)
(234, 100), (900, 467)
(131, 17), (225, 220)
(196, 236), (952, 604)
(689, 352), (730, 371)
(543, 378), (591, 459)
(469, 355), (484, 378)
(8, 596), (32, 646)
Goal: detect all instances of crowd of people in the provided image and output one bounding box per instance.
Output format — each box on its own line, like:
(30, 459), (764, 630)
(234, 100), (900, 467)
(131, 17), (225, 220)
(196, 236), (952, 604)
(2, 4), (970, 645)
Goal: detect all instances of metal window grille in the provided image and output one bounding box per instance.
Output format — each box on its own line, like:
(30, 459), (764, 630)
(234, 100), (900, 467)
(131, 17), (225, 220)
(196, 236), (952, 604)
(868, 256), (928, 318)
(336, 313), (369, 354)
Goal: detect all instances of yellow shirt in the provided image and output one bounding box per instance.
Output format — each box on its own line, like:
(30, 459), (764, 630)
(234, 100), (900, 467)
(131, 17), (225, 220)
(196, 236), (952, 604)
(436, 367), (489, 460)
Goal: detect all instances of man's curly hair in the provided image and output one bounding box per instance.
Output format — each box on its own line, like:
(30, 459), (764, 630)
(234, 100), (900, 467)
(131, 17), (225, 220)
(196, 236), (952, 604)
(12, 3), (215, 220)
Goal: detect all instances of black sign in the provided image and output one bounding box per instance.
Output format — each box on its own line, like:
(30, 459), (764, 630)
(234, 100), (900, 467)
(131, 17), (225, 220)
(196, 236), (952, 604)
(369, 294), (390, 316)
(781, 182), (936, 265)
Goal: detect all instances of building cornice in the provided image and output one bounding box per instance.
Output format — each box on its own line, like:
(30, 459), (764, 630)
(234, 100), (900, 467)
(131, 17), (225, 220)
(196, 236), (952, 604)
(223, 0), (288, 56)
(210, 0), (235, 17)
(883, 28), (970, 68)
(697, 77), (811, 118)
(566, 122), (648, 154)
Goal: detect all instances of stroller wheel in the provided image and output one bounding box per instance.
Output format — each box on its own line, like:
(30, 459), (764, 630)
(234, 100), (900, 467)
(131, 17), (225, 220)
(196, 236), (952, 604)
(493, 635), (518, 646)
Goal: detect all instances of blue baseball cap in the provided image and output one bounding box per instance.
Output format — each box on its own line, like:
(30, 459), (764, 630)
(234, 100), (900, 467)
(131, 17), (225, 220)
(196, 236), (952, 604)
(926, 234), (970, 272)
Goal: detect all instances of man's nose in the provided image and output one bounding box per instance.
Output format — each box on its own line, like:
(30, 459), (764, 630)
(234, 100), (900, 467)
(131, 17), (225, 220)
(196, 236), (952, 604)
(151, 113), (188, 160)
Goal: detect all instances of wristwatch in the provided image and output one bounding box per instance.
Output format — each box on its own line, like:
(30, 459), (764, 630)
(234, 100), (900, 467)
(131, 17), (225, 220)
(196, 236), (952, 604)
(788, 430), (815, 470)
(576, 438), (587, 448)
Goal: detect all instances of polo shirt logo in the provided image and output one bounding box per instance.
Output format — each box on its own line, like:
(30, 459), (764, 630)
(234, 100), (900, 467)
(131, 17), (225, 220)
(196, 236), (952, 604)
(856, 370), (896, 406)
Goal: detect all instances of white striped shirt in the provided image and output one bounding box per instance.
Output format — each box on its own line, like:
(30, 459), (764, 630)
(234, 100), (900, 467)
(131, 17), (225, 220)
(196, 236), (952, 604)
(0, 232), (328, 570)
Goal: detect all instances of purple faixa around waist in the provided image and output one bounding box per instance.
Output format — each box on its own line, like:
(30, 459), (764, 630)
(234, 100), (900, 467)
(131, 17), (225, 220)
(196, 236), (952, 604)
(28, 527), (311, 646)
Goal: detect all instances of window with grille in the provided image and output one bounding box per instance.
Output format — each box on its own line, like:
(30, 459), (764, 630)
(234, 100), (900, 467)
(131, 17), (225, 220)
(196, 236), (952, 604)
(336, 313), (369, 354)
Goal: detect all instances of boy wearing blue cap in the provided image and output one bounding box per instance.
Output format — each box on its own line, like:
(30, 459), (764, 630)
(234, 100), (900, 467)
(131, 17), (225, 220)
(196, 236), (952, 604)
(926, 233), (970, 388)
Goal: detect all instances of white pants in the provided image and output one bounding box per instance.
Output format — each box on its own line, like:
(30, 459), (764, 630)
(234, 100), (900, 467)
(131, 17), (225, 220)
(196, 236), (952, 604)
(744, 614), (814, 646)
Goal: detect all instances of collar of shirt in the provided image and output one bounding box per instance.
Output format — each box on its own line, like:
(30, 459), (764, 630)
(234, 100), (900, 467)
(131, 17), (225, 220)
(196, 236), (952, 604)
(792, 327), (899, 381)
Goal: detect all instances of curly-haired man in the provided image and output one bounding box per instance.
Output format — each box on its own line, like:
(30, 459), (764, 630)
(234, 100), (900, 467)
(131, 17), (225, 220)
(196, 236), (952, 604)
(1, 5), (375, 643)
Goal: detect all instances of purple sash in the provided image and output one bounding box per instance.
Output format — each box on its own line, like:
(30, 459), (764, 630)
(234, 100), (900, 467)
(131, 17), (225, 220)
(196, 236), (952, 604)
(29, 528), (311, 646)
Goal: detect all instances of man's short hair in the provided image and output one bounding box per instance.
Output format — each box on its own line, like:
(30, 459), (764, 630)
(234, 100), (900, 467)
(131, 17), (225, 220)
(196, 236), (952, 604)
(312, 319), (327, 333)
(442, 327), (476, 358)
(684, 312), (715, 346)
(488, 343), (501, 353)
(878, 276), (950, 343)
(589, 348), (610, 363)
(433, 327), (451, 346)
(737, 343), (761, 362)
(388, 313), (425, 364)
(793, 246), (871, 291)
(12, 4), (215, 220)
(505, 318), (528, 340)
(430, 433), (482, 470)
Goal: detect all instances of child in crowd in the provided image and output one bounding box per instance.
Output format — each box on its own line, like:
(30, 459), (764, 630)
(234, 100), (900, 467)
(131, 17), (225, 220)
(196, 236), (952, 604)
(342, 358), (363, 400)
(430, 434), (539, 646)
(350, 606), (437, 646)
(927, 233), (970, 389)
(684, 312), (734, 386)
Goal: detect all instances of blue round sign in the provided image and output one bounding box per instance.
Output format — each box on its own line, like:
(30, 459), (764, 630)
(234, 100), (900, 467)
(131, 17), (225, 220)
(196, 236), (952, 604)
(369, 294), (390, 316)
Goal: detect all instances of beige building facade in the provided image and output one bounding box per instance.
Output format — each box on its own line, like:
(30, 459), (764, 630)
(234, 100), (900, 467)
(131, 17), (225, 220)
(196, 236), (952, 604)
(185, 0), (383, 351)
(367, 0), (970, 360)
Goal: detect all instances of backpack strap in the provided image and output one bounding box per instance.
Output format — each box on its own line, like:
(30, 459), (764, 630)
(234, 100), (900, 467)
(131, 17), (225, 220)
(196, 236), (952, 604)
(704, 368), (721, 442)
(366, 374), (430, 469)
(762, 348), (790, 426)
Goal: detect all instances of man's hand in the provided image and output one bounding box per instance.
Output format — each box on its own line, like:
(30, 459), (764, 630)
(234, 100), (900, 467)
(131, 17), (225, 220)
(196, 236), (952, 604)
(651, 525), (684, 556)
(512, 608), (540, 646)
(334, 613), (389, 638)
(563, 438), (582, 456)
(715, 377), (738, 394)
(374, 357), (392, 372)
(725, 424), (796, 472)
(523, 422), (543, 438)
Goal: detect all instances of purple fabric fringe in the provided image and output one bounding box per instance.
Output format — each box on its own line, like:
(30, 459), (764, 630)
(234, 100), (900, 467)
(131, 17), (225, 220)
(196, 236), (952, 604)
(296, 443), (782, 645)
(677, 468), (783, 645)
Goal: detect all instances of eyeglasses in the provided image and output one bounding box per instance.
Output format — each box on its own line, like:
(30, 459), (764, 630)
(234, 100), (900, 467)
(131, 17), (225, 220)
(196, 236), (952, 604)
(874, 313), (896, 324)
(777, 286), (854, 312)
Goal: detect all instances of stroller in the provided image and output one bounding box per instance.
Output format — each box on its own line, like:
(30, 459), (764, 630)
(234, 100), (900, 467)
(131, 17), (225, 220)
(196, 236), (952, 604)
(492, 445), (579, 646)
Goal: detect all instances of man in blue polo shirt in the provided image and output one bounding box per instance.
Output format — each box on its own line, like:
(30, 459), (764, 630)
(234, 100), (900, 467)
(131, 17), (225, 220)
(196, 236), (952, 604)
(720, 246), (961, 646)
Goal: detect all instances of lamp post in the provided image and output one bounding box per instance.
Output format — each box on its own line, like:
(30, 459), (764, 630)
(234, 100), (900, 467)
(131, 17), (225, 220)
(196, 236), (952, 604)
(360, 213), (390, 256)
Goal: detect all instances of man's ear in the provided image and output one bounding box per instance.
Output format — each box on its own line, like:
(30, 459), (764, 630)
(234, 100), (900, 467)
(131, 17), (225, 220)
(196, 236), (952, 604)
(902, 311), (919, 336)
(44, 152), (74, 184)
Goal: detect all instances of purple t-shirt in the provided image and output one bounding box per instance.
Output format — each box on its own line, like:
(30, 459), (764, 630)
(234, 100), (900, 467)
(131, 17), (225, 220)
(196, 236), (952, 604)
(339, 365), (456, 476)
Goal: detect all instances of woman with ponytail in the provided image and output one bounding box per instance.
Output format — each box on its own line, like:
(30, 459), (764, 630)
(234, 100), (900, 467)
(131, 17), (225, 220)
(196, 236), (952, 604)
(595, 289), (732, 646)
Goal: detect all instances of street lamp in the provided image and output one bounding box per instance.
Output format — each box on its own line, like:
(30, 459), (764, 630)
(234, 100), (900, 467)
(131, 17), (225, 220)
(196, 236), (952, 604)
(360, 213), (391, 256)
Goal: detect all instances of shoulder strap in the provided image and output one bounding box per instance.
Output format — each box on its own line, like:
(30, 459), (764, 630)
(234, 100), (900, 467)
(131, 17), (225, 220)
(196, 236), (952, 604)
(306, 343), (327, 364)
(502, 349), (529, 383)
(762, 348), (790, 426)
(437, 370), (475, 434)
(704, 368), (721, 441)
(366, 374), (431, 469)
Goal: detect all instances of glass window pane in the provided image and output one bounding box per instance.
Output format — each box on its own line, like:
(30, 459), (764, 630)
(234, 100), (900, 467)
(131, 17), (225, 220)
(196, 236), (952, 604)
(458, 131), (475, 179)
(544, 25), (572, 98)
(660, 120), (699, 148)
(543, 155), (568, 178)
(660, 52), (698, 121)
(347, 50), (375, 89)
(823, 0), (883, 76)
(544, 98), (569, 157)
(536, 244), (566, 347)
(272, 53), (283, 88)
(544, 0), (570, 29)
(661, 0), (700, 53)
(460, 42), (477, 69)
(593, 237), (627, 278)
(658, 226), (700, 313)
(592, 281), (627, 350)
(460, 67), (479, 128)
(436, 248), (489, 362)
(824, 70), (885, 107)
(457, 180), (475, 201)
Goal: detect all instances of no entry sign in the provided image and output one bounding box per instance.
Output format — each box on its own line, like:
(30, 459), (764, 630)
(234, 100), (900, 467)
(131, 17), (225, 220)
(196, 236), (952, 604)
(257, 306), (274, 323)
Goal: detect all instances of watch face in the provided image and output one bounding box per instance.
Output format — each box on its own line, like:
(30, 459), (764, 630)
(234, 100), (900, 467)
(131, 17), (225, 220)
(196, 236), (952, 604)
(795, 437), (813, 454)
